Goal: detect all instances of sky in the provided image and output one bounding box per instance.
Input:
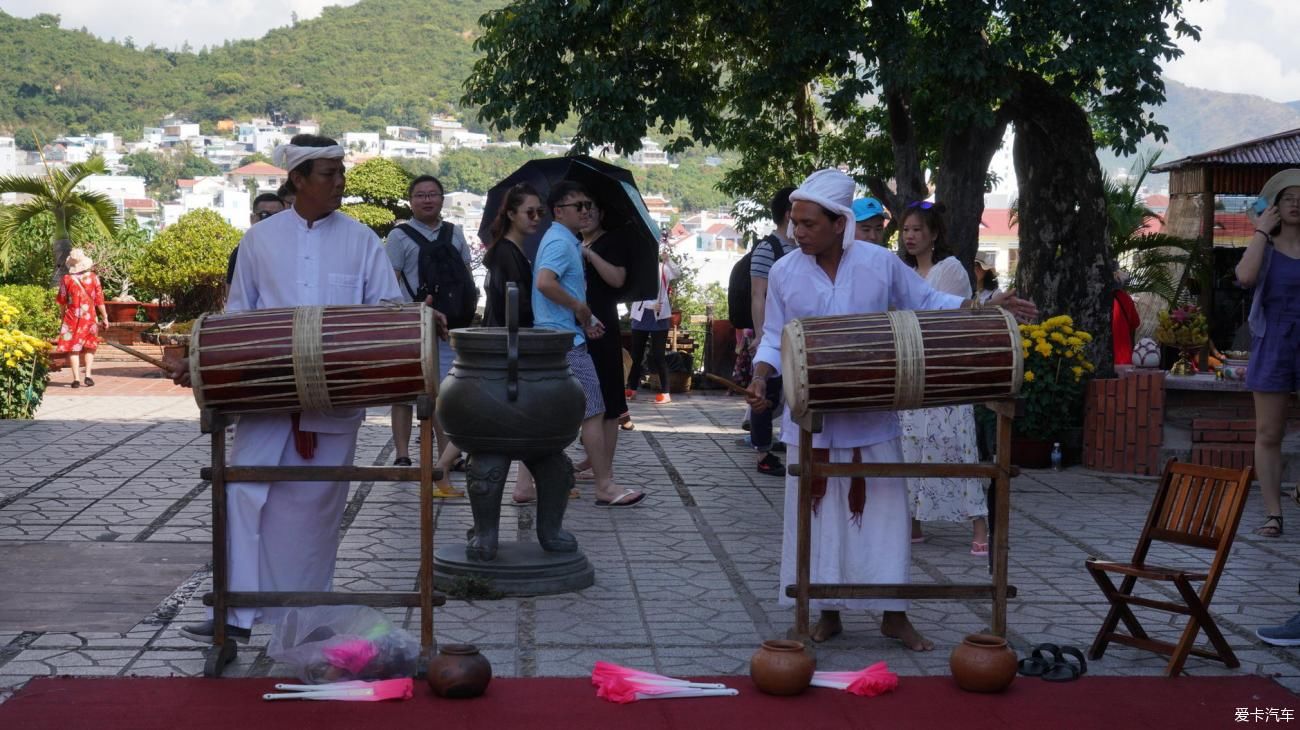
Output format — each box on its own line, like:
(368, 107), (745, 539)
(2, 0), (1298, 104)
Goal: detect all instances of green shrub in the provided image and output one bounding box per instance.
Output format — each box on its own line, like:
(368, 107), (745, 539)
(0, 293), (52, 419)
(134, 209), (240, 319)
(0, 284), (59, 340)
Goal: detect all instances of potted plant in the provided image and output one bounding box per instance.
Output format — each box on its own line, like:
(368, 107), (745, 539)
(1014, 315), (1096, 467)
(1154, 304), (1208, 376)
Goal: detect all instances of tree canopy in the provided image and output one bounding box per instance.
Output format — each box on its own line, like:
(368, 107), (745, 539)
(464, 0), (1201, 371)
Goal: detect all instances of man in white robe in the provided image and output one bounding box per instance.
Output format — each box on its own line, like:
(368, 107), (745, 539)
(747, 169), (1037, 650)
(171, 135), (411, 642)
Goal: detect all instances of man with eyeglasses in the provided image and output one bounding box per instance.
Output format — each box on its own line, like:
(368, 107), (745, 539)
(386, 175), (473, 494)
(533, 180), (645, 508)
(225, 192), (286, 285)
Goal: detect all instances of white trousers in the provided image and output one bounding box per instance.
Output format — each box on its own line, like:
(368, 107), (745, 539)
(779, 438), (911, 612)
(214, 415), (358, 628)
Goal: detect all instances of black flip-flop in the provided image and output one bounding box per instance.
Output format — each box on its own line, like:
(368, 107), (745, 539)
(1017, 643), (1060, 677)
(1041, 646), (1087, 682)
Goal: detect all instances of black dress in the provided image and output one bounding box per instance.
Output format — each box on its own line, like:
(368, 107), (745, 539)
(584, 229), (631, 419)
(482, 238), (534, 328)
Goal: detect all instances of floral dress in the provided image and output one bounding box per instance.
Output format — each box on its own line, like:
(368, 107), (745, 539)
(900, 257), (987, 522)
(55, 272), (104, 353)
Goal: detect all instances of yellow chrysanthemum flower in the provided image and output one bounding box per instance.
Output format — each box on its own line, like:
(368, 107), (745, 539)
(1024, 371), (1035, 382)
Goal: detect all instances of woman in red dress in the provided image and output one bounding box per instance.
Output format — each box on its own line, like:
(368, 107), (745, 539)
(55, 248), (110, 387)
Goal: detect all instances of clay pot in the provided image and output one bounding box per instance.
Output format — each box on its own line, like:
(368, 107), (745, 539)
(949, 633), (1018, 693)
(427, 643), (492, 699)
(750, 639), (815, 696)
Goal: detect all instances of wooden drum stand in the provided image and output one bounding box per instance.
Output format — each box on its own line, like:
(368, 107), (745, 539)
(785, 402), (1019, 639)
(197, 396), (446, 677)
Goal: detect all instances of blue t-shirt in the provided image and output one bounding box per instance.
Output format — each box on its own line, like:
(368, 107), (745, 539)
(531, 221), (587, 346)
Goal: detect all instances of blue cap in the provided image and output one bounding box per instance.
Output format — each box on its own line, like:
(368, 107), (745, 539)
(852, 197), (888, 222)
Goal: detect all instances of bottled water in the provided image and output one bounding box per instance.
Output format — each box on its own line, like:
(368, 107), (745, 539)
(1050, 442), (1063, 471)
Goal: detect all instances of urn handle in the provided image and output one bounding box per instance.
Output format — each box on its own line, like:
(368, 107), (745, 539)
(505, 283), (519, 402)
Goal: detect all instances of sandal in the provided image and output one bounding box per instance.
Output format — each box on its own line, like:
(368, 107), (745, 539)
(1256, 514), (1284, 538)
(1017, 643), (1059, 677)
(1042, 646), (1087, 683)
(83, 377), (95, 387)
(970, 541), (989, 557)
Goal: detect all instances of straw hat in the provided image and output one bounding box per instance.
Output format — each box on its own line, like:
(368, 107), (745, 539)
(65, 248), (94, 274)
(973, 251), (997, 273)
(1260, 168), (1300, 205)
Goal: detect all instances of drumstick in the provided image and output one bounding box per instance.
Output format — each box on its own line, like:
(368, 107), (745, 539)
(704, 373), (752, 396)
(104, 341), (172, 371)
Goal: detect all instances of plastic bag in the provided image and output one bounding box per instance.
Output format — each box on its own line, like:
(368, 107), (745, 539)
(267, 605), (421, 683)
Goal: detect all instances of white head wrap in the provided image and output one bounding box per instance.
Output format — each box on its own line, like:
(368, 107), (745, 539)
(788, 168), (857, 249)
(272, 143), (346, 174)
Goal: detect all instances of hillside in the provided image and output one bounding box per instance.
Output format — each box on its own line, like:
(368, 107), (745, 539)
(0, 0), (502, 139)
(1098, 79), (1300, 180)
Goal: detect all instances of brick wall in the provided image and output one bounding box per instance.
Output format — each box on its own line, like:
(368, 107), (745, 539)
(1083, 371), (1166, 475)
(1191, 418), (1255, 471)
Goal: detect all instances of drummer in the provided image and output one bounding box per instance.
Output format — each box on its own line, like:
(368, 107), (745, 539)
(168, 134), (446, 643)
(745, 168), (1037, 651)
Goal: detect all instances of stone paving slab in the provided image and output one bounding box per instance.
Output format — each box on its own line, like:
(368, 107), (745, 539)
(2, 387), (1300, 705)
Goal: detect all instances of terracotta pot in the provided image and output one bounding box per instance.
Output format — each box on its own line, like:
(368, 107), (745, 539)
(426, 643), (492, 699)
(105, 301), (140, 324)
(750, 639), (815, 696)
(949, 633), (1018, 693)
(670, 310), (682, 329)
(140, 302), (174, 323)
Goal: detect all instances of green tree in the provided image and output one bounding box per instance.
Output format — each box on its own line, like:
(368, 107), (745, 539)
(0, 155), (119, 286)
(1103, 152), (1195, 307)
(238, 152), (272, 167)
(463, 0), (1199, 374)
(342, 157), (411, 236)
(133, 209), (239, 318)
(177, 152), (220, 179)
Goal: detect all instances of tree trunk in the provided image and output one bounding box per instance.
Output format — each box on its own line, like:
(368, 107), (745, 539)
(50, 209), (72, 288)
(932, 114), (1009, 277)
(1009, 73), (1115, 375)
(881, 85), (928, 216)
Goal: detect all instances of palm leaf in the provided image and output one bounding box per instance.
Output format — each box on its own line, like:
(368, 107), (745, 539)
(66, 189), (121, 237)
(0, 174), (55, 199)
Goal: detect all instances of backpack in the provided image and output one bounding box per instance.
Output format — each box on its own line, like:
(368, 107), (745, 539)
(396, 222), (480, 329)
(727, 234), (785, 329)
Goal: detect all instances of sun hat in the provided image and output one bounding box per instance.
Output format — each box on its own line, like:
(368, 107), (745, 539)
(1260, 168), (1300, 206)
(65, 248), (94, 274)
(852, 197), (888, 222)
(973, 251), (997, 273)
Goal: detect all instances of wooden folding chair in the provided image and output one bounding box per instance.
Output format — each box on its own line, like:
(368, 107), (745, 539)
(1086, 459), (1253, 676)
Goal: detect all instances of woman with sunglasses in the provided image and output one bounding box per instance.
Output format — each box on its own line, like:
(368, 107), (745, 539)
(483, 183), (542, 329)
(897, 202), (990, 557)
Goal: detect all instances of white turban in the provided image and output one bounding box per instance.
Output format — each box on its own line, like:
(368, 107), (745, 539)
(272, 143), (346, 174)
(788, 168), (857, 249)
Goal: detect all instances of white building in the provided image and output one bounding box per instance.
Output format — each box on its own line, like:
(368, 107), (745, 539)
(380, 139), (439, 159)
(629, 138), (669, 166)
(78, 174), (147, 201)
(427, 116), (487, 149)
(227, 161), (288, 192)
(162, 120), (202, 142)
(169, 177), (252, 230)
(385, 125), (423, 142)
(237, 123), (290, 155)
(202, 139), (253, 171)
(0, 137), (16, 177)
(342, 132), (381, 154)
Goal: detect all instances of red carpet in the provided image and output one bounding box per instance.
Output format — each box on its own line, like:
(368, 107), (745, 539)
(1, 674), (1293, 729)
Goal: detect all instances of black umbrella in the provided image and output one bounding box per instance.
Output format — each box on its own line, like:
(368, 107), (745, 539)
(477, 154), (661, 303)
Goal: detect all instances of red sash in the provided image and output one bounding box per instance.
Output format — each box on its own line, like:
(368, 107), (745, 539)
(808, 447), (867, 526)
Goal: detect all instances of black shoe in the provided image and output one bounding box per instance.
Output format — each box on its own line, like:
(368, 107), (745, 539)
(178, 620), (251, 644)
(394, 456), (412, 466)
(741, 419), (751, 432)
(83, 377), (95, 387)
(451, 457), (467, 472)
(757, 453), (786, 477)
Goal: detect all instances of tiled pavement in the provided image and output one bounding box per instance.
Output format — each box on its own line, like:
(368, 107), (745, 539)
(3, 372), (1300, 703)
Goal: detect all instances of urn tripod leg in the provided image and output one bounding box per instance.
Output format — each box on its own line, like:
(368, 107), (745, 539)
(527, 452), (578, 553)
(465, 453), (509, 561)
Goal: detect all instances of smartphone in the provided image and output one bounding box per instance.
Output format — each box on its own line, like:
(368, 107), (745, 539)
(1251, 196), (1270, 216)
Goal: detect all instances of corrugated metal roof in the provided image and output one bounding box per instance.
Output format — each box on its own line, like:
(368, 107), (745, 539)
(1152, 127), (1300, 172)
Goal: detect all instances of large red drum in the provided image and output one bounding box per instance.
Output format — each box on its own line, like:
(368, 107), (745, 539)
(190, 303), (437, 414)
(781, 308), (1023, 419)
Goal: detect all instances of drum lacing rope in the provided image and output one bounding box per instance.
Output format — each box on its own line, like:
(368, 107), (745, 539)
(887, 309), (925, 410)
(292, 306), (333, 412)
